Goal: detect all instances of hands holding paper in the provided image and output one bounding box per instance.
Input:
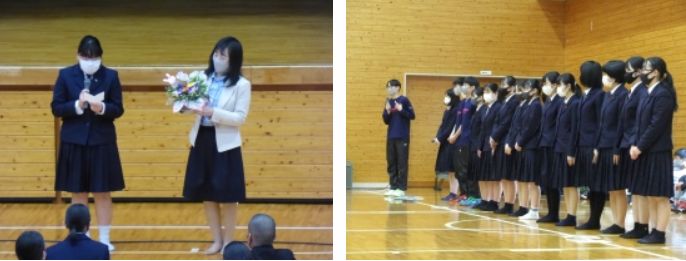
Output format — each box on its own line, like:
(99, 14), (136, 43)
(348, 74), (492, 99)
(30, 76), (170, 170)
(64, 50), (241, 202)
(79, 90), (105, 113)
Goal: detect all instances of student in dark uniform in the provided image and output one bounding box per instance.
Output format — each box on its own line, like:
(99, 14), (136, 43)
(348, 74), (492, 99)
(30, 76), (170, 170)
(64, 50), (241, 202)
(435, 88), (460, 199)
(515, 79), (543, 220)
(506, 81), (528, 217)
(552, 73), (583, 227)
(475, 83), (502, 211)
(491, 77), (519, 214)
(442, 77), (465, 201)
(383, 79), (416, 198)
(575, 61), (607, 230)
(630, 57), (677, 244)
(449, 77), (482, 206)
(468, 87), (487, 209)
(617, 57), (650, 239)
(537, 72), (563, 223)
(592, 60), (629, 233)
(46, 204), (110, 260)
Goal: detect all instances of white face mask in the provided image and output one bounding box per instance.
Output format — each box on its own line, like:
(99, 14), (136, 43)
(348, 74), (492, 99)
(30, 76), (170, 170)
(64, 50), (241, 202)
(213, 56), (229, 73)
(557, 85), (568, 97)
(602, 75), (613, 87)
(453, 86), (461, 96)
(462, 85), (470, 94)
(542, 84), (553, 96)
(444, 97), (451, 105)
(78, 58), (101, 75)
(484, 93), (495, 103)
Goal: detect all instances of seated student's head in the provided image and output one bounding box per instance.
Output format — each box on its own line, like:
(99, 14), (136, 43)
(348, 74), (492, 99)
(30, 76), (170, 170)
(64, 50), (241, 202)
(15, 231), (46, 260)
(64, 204), (91, 244)
(223, 241), (253, 260)
(674, 149), (686, 171)
(247, 214), (276, 248)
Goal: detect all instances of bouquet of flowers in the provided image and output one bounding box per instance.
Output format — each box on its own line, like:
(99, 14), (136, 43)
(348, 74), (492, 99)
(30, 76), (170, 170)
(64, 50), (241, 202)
(163, 71), (210, 113)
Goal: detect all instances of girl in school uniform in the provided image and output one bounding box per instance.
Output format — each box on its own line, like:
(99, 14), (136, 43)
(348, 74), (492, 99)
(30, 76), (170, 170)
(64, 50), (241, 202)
(552, 73), (583, 227)
(475, 83), (502, 211)
(593, 60), (629, 233)
(514, 79), (544, 220)
(630, 57), (676, 244)
(435, 89), (460, 197)
(468, 87), (486, 208)
(491, 77), (519, 214)
(506, 81), (529, 217)
(576, 61), (607, 230)
(536, 72), (563, 223)
(617, 57), (650, 239)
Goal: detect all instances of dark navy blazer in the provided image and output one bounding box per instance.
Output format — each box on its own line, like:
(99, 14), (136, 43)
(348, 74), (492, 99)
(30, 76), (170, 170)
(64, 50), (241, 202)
(251, 245), (296, 260)
(634, 82), (675, 153)
(539, 95), (563, 147)
(46, 234), (109, 260)
(576, 87), (605, 147)
(505, 101), (528, 148)
(595, 85), (629, 149)
(517, 98), (542, 150)
(50, 64), (124, 146)
(436, 107), (459, 143)
(614, 83), (648, 154)
(479, 102), (502, 152)
(470, 105), (486, 152)
(554, 95), (581, 156)
(491, 96), (519, 144)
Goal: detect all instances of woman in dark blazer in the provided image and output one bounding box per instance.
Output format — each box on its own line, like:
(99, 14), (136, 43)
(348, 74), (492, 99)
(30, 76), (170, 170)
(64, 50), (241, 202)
(505, 81), (528, 217)
(183, 37), (252, 254)
(537, 71), (563, 223)
(629, 57), (677, 244)
(490, 77), (519, 215)
(475, 83), (502, 211)
(515, 79), (543, 220)
(435, 88), (460, 199)
(574, 61), (607, 230)
(591, 60), (629, 233)
(617, 57), (650, 239)
(552, 73), (582, 227)
(50, 35), (124, 251)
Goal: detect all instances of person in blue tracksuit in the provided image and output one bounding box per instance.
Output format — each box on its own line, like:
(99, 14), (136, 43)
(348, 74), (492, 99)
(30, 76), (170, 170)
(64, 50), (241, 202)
(515, 79), (544, 220)
(574, 61), (607, 230)
(491, 77), (519, 215)
(552, 73), (583, 227)
(506, 81), (528, 217)
(383, 79), (416, 198)
(617, 57), (650, 239)
(475, 83), (502, 211)
(536, 71), (563, 223)
(630, 57), (677, 244)
(434, 89), (460, 195)
(592, 60), (629, 234)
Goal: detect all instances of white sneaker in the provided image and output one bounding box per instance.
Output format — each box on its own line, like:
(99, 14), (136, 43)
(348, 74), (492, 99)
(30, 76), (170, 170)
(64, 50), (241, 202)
(519, 210), (539, 220)
(394, 189), (405, 198)
(101, 241), (115, 251)
(384, 189), (395, 196)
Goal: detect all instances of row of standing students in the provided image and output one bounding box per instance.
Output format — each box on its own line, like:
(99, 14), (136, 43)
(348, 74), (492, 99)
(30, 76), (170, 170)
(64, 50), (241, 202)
(434, 56), (676, 244)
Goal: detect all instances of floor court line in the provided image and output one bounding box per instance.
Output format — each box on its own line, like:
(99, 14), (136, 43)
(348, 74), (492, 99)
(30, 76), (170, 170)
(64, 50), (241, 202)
(347, 210), (452, 214)
(358, 190), (680, 260)
(0, 225), (332, 230)
(346, 246), (686, 255)
(0, 250), (332, 255)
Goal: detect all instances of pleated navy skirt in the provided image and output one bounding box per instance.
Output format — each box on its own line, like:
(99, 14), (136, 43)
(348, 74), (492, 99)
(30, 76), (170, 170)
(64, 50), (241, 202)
(183, 126), (247, 203)
(480, 151), (498, 181)
(552, 152), (579, 188)
(617, 148), (634, 192)
(539, 146), (555, 188)
(520, 149), (540, 183)
(55, 142), (125, 193)
(591, 148), (619, 192)
(435, 143), (453, 173)
(510, 150), (523, 181)
(469, 151), (480, 182)
(575, 146), (594, 187)
(631, 151), (674, 198)
(493, 143), (515, 181)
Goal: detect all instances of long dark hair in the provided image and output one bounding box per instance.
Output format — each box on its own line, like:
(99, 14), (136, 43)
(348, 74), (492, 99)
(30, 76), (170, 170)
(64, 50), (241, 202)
(77, 35), (103, 58)
(65, 204), (90, 245)
(558, 73), (582, 97)
(580, 61), (603, 90)
(205, 36), (244, 87)
(602, 60), (626, 84)
(445, 88), (460, 108)
(646, 57), (677, 112)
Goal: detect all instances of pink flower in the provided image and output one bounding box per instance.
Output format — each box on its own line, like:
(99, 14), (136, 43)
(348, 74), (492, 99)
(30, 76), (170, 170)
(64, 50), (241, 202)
(163, 73), (177, 85)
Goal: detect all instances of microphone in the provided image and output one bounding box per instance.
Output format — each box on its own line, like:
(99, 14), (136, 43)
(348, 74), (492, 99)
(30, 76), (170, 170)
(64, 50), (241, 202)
(83, 75), (92, 110)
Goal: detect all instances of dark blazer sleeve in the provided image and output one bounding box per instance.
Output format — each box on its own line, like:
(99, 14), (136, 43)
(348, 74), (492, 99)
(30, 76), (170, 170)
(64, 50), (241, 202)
(593, 92), (606, 148)
(636, 95), (675, 152)
(51, 71), (79, 118)
(568, 100), (580, 157)
(277, 249), (297, 260)
(437, 109), (456, 142)
(491, 102), (516, 142)
(101, 72), (124, 119)
(517, 101), (542, 147)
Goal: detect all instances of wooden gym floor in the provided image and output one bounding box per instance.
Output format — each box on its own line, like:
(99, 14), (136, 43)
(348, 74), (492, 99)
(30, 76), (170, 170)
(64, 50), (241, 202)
(346, 188), (686, 260)
(0, 203), (332, 260)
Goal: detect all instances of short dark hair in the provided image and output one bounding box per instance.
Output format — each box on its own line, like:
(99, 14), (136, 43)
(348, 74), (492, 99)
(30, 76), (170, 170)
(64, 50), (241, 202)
(501, 76), (516, 88)
(453, 77), (465, 86)
(205, 36), (244, 87)
(387, 79), (401, 89)
(464, 77), (479, 88)
(248, 214), (276, 246)
(473, 86), (484, 98)
(15, 231), (44, 260)
(222, 241), (253, 260)
(602, 60), (626, 84)
(77, 35), (103, 58)
(626, 56), (645, 72)
(580, 61), (603, 89)
(542, 71), (560, 85)
(483, 82), (498, 93)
